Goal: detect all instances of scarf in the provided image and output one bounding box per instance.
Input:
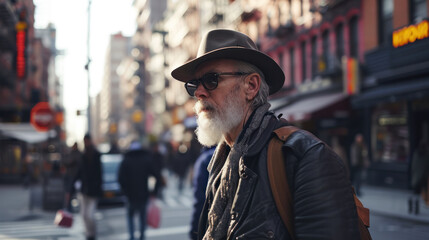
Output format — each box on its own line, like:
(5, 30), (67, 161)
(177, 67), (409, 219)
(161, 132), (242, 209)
(203, 103), (272, 240)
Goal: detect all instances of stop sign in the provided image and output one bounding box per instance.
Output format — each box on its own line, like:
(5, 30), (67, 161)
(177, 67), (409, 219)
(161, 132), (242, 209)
(30, 102), (55, 132)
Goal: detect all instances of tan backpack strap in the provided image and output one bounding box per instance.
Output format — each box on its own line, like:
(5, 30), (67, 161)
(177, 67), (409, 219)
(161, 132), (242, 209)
(267, 126), (298, 239)
(273, 126), (299, 141)
(354, 194), (370, 227)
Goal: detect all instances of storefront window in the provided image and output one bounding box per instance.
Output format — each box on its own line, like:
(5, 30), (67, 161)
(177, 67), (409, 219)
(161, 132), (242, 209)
(371, 102), (409, 163)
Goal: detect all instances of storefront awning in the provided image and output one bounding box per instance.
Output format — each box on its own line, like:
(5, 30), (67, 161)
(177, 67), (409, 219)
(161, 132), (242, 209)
(352, 78), (429, 107)
(0, 123), (49, 144)
(275, 92), (348, 122)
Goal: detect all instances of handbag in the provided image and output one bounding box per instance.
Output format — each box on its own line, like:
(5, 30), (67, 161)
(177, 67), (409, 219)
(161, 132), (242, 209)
(147, 197), (161, 228)
(54, 209), (73, 228)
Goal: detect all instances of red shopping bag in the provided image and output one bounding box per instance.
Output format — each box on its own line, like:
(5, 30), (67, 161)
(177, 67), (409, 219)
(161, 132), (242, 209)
(54, 209), (73, 228)
(147, 197), (161, 228)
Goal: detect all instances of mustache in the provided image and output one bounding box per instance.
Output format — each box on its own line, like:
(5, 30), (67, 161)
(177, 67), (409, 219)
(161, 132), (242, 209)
(194, 100), (216, 114)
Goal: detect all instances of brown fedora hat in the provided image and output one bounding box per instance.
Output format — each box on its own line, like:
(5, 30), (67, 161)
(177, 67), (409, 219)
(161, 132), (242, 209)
(171, 29), (285, 95)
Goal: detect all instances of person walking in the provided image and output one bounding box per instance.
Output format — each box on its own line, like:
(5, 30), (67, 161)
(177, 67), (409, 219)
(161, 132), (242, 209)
(63, 142), (82, 212)
(75, 134), (102, 240)
(118, 141), (163, 240)
(170, 140), (192, 194)
(171, 29), (361, 239)
(350, 133), (370, 196)
(150, 142), (166, 199)
(189, 145), (216, 240)
(409, 140), (429, 214)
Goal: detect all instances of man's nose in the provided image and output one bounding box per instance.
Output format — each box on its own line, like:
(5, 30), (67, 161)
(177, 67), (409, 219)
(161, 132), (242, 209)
(194, 83), (208, 99)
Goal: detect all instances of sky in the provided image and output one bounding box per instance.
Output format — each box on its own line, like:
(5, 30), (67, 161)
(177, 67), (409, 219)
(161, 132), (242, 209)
(33, 0), (136, 144)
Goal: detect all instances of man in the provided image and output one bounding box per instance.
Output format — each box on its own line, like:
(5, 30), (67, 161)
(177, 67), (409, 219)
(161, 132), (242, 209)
(63, 142), (82, 212)
(171, 29), (360, 239)
(75, 134), (102, 240)
(350, 133), (369, 196)
(118, 141), (163, 240)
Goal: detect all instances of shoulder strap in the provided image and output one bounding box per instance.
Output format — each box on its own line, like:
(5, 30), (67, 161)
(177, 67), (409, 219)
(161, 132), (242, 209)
(267, 126), (298, 240)
(268, 125), (372, 240)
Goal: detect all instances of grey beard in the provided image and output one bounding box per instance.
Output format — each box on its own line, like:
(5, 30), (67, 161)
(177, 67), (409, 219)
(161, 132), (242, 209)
(194, 90), (245, 147)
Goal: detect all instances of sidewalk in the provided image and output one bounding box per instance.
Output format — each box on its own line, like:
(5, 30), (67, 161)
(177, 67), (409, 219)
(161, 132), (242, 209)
(0, 183), (54, 222)
(359, 185), (429, 223)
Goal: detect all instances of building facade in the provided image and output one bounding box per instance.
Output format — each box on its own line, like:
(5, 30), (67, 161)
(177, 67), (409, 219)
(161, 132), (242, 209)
(96, 33), (132, 147)
(353, 0), (429, 188)
(0, 0), (62, 183)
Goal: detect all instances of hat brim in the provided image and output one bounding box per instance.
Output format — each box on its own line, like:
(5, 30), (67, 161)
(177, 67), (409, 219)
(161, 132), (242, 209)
(171, 47), (285, 95)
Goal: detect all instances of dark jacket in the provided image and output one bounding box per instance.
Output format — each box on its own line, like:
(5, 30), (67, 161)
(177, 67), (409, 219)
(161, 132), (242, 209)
(76, 146), (102, 198)
(190, 146), (216, 240)
(118, 148), (162, 206)
(198, 113), (360, 240)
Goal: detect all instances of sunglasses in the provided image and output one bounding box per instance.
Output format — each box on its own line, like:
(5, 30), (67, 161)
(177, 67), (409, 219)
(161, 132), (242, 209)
(184, 72), (250, 96)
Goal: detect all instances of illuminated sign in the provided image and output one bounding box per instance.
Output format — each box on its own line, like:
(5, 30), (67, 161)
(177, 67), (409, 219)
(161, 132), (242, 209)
(342, 57), (359, 95)
(16, 21), (27, 79)
(392, 20), (429, 48)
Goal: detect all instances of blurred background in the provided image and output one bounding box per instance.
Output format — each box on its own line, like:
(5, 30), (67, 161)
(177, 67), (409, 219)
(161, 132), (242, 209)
(0, 0), (429, 239)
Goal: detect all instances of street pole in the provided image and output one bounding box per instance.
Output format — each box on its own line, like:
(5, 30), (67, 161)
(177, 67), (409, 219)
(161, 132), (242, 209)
(86, 0), (92, 134)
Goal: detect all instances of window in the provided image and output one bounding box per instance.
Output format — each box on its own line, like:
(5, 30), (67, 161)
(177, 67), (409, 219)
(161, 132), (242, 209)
(301, 41), (307, 81)
(335, 23), (344, 62)
(378, 0), (394, 45)
(311, 36), (318, 78)
(371, 102), (409, 163)
(349, 16), (359, 58)
(410, 0), (428, 23)
(322, 30), (330, 71)
(290, 47), (295, 87)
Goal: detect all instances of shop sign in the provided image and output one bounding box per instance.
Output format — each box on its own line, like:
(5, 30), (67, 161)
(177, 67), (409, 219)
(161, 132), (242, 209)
(15, 21), (27, 79)
(378, 115), (407, 126)
(392, 20), (428, 48)
(342, 57), (359, 95)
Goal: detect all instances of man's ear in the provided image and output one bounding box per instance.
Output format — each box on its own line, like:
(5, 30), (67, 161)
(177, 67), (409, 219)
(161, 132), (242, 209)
(244, 73), (261, 101)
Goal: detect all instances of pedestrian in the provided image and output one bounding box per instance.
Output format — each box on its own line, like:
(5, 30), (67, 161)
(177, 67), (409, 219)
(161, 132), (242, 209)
(409, 140), (429, 214)
(171, 29), (361, 239)
(350, 133), (370, 196)
(118, 140), (163, 240)
(170, 140), (192, 194)
(63, 142), (82, 212)
(189, 145), (216, 240)
(150, 142), (166, 199)
(75, 134), (103, 240)
(108, 139), (121, 154)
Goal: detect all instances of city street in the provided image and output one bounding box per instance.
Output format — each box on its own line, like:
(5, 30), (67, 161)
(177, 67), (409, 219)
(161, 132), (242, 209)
(0, 175), (194, 240)
(2, 178), (429, 239)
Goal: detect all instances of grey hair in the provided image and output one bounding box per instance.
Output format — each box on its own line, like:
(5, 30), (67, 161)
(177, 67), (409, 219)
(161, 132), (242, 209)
(234, 61), (269, 109)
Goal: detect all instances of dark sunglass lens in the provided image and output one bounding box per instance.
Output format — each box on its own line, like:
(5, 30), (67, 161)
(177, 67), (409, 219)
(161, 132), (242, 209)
(201, 73), (218, 90)
(185, 81), (198, 96)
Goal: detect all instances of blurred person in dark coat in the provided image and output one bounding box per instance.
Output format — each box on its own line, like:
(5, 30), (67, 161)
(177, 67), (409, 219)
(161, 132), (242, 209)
(350, 133), (370, 196)
(409, 140), (429, 214)
(151, 142), (166, 199)
(170, 140), (193, 193)
(75, 134), (102, 240)
(118, 140), (163, 240)
(63, 142), (82, 212)
(190, 145), (216, 240)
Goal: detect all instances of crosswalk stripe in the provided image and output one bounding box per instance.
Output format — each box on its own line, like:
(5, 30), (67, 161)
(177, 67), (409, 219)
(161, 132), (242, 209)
(0, 226), (69, 239)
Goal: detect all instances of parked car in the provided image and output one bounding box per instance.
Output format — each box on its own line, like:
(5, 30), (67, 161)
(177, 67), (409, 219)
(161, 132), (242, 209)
(99, 153), (125, 204)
